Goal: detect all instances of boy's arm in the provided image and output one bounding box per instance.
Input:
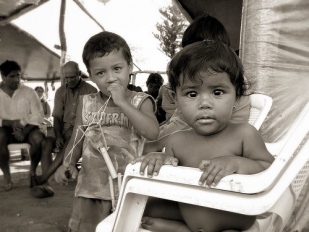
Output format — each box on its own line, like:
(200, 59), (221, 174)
(55, 99), (84, 184)
(119, 97), (159, 141)
(108, 83), (159, 140)
(63, 99), (84, 167)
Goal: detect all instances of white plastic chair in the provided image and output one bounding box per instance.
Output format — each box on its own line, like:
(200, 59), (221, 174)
(248, 93), (272, 130)
(7, 125), (47, 160)
(97, 102), (309, 232)
(8, 143), (31, 159)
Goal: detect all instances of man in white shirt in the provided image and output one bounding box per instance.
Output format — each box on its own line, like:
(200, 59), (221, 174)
(0, 60), (53, 197)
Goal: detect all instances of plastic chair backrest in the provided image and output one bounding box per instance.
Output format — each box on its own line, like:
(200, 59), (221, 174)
(248, 93), (273, 129)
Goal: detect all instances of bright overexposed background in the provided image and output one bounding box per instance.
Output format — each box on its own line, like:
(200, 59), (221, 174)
(12, 0), (173, 110)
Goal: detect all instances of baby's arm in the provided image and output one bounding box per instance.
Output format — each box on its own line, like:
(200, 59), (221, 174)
(143, 134), (170, 154)
(199, 124), (274, 186)
(132, 151), (178, 177)
(133, 132), (180, 176)
(235, 124), (274, 173)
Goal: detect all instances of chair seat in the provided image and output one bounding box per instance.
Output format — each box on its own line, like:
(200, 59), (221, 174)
(8, 143), (31, 160)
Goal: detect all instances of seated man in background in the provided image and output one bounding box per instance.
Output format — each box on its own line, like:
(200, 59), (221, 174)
(0, 60), (53, 197)
(35, 61), (97, 185)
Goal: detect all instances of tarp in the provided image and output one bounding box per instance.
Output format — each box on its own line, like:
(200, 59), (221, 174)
(240, 0), (309, 142)
(0, 23), (61, 81)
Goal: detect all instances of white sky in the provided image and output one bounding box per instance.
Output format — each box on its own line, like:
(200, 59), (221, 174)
(13, 0), (172, 74)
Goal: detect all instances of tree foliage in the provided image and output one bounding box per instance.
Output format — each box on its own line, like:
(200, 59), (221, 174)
(153, 4), (188, 58)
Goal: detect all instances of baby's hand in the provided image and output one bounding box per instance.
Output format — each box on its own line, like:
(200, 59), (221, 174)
(132, 152), (178, 177)
(107, 83), (126, 106)
(198, 155), (239, 187)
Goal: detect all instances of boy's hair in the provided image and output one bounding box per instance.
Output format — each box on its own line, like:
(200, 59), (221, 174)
(0, 60), (21, 77)
(82, 31), (133, 72)
(181, 13), (231, 47)
(146, 73), (164, 86)
(168, 41), (245, 99)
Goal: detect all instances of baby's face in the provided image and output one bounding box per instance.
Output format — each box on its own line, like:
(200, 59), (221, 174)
(175, 71), (236, 136)
(88, 49), (132, 97)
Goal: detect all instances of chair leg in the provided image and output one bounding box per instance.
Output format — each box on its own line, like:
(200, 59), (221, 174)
(113, 193), (148, 232)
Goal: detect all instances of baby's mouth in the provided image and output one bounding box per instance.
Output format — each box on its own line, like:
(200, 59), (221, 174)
(197, 116), (215, 123)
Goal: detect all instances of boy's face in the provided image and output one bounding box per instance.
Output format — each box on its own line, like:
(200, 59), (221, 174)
(88, 49), (133, 97)
(175, 71), (236, 136)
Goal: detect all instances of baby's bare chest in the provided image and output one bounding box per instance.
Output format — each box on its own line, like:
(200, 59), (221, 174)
(173, 137), (242, 168)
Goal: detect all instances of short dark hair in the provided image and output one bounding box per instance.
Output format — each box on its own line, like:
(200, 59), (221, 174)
(181, 13), (231, 47)
(0, 60), (21, 77)
(146, 73), (164, 86)
(35, 86), (44, 92)
(82, 31), (132, 73)
(168, 41), (246, 99)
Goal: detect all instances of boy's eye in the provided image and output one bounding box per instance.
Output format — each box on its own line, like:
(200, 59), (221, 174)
(97, 71), (105, 76)
(187, 91), (197, 98)
(115, 67), (122, 71)
(213, 90), (224, 96)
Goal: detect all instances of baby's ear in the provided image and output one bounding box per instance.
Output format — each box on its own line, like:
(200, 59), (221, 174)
(171, 91), (179, 108)
(171, 90), (176, 100)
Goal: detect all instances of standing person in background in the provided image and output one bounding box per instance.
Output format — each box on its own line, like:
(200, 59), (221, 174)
(145, 73), (164, 123)
(145, 73), (164, 99)
(143, 13), (251, 154)
(34, 86), (52, 127)
(156, 83), (176, 125)
(34, 61), (97, 186)
(0, 60), (53, 197)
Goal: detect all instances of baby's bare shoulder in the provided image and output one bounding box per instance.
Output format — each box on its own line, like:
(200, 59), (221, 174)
(229, 122), (259, 137)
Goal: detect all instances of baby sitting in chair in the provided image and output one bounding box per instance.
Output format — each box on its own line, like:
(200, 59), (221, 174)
(133, 41), (274, 232)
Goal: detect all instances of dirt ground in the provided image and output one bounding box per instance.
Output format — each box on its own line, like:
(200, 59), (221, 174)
(0, 154), (75, 232)
(2, 153), (309, 232)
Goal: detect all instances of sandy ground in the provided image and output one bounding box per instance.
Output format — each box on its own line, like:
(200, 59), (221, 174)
(0, 154), (75, 232)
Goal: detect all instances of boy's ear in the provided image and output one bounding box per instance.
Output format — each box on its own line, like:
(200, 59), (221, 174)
(87, 70), (94, 82)
(129, 63), (133, 74)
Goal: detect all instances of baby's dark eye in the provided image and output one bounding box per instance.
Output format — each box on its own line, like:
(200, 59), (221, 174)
(187, 91), (197, 98)
(115, 67), (122, 72)
(213, 90), (224, 96)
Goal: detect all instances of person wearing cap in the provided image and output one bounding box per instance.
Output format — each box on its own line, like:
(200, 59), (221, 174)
(35, 61), (97, 186)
